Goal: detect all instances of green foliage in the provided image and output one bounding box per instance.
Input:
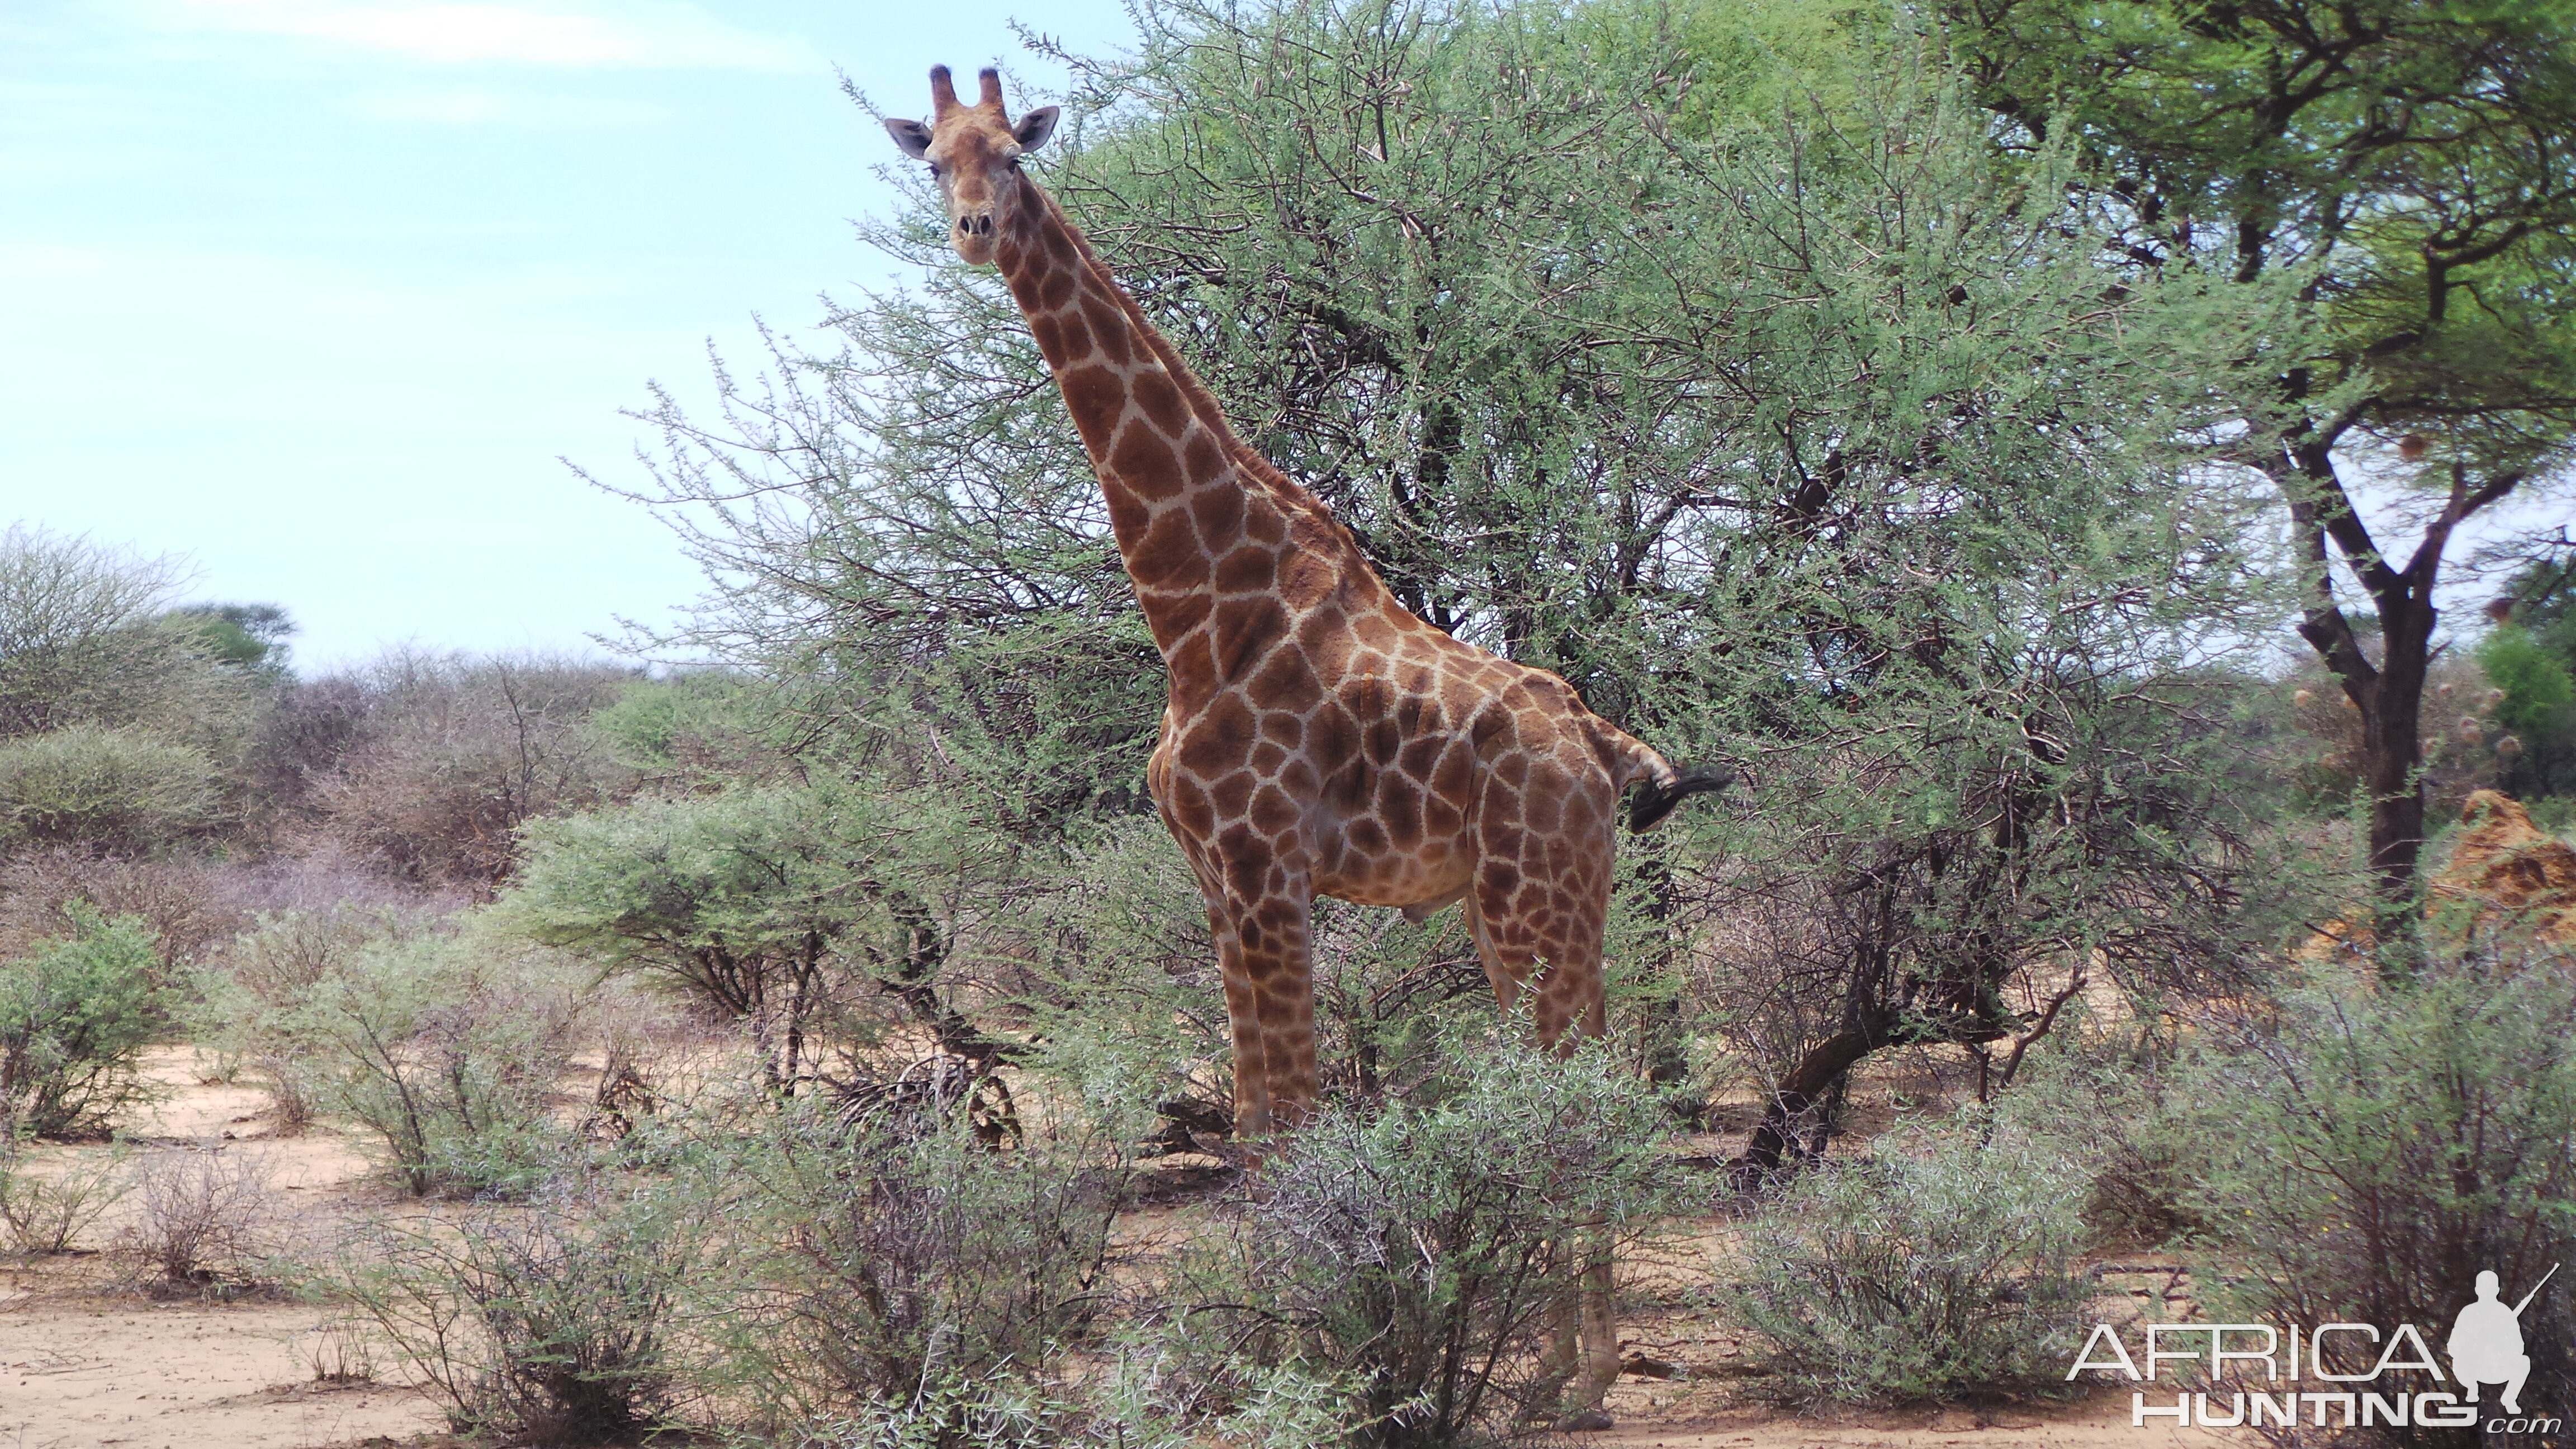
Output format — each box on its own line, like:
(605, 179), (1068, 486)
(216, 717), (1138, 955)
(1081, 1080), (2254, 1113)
(1947, 0), (2576, 896)
(1205, 1031), (1679, 1443)
(2482, 568), (2576, 798)
(0, 904), (165, 1139)
(787, 1353), (1362, 1449)
(1949, 0), (2576, 451)
(164, 603), (293, 676)
(622, 0), (2303, 1144)
(188, 907), (440, 1133)
(2479, 629), (2573, 741)
(2180, 955), (2576, 1442)
(329, 1174), (708, 1445)
(0, 724), (220, 850)
(205, 912), (585, 1195)
(1713, 1119), (2094, 1404)
(589, 671), (783, 786)
(508, 782), (1015, 1092)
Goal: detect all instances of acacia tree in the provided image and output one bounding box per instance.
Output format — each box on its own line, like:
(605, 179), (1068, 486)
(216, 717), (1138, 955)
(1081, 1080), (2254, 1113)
(616, 0), (2301, 1161)
(1947, 0), (2576, 905)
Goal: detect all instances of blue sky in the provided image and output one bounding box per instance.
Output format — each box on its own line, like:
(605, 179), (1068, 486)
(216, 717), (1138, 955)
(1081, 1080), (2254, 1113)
(0, 0), (1129, 671)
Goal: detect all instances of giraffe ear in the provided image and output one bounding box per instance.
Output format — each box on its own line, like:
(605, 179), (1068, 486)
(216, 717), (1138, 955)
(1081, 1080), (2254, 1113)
(1013, 106), (1060, 152)
(884, 117), (934, 159)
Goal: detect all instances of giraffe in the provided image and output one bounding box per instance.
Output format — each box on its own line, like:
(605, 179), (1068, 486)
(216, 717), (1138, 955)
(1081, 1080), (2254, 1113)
(886, 65), (1731, 1421)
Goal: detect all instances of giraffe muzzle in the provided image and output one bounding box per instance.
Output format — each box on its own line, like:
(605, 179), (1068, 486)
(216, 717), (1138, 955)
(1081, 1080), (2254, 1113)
(956, 213), (996, 238)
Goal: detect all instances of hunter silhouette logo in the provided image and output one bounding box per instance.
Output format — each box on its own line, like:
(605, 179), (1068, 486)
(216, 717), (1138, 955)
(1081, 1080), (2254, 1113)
(2068, 1263), (2562, 1432)
(2452, 1264), (2555, 1417)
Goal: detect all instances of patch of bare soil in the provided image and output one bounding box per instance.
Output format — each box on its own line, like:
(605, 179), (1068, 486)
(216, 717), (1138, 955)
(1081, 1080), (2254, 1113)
(2, 1049), (446, 1449)
(0, 1289), (441, 1449)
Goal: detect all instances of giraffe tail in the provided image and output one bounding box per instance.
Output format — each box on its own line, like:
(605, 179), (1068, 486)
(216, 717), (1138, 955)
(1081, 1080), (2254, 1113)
(1599, 725), (1735, 832)
(1627, 763), (1735, 832)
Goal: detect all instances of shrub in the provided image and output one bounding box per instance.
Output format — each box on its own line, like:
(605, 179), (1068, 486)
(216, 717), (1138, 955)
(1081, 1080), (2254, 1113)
(2181, 953), (2576, 1447)
(187, 907), (443, 1134)
(694, 1102), (1128, 1433)
(334, 1174), (706, 1446)
(304, 651), (635, 892)
(314, 939), (584, 1196)
(1208, 1031), (1679, 1444)
(200, 911), (584, 1195)
(0, 847), (248, 976)
(0, 1144), (126, 1254)
(507, 782), (1021, 1097)
(125, 1147), (281, 1291)
(0, 527), (263, 752)
(0, 904), (165, 1139)
(0, 724), (219, 851)
(787, 1356), (1361, 1449)
(1713, 1119), (2095, 1404)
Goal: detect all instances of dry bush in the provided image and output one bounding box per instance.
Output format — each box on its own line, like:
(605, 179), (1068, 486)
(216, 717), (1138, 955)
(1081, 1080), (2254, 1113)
(302, 652), (636, 895)
(212, 842), (460, 916)
(0, 847), (250, 973)
(124, 1147), (283, 1291)
(240, 674), (372, 837)
(696, 1104), (1129, 1433)
(304, 1314), (380, 1385)
(0, 1147), (126, 1254)
(334, 1176), (707, 1446)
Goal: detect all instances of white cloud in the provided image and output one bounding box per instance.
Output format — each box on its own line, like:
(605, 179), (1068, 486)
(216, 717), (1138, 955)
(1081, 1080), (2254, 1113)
(153, 0), (817, 70)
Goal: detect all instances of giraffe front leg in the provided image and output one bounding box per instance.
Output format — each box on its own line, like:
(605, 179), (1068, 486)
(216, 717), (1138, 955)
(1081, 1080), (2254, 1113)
(1206, 883), (1318, 1140)
(1208, 907), (1273, 1143)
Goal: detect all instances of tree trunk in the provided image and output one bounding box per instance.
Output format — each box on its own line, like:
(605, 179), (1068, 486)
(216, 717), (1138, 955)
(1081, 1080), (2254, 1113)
(2365, 596), (2433, 903)
(1736, 1019), (1888, 1180)
(2276, 443), (2518, 911)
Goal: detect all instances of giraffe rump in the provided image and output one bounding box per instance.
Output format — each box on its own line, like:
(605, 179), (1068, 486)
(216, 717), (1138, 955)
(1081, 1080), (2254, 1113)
(1626, 764), (1735, 833)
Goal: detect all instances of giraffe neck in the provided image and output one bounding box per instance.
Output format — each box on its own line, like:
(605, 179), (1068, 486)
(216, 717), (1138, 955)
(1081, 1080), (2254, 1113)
(992, 176), (1392, 660)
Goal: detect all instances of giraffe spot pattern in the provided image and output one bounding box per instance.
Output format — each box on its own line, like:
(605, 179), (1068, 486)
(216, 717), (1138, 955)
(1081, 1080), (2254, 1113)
(971, 154), (1674, 1140)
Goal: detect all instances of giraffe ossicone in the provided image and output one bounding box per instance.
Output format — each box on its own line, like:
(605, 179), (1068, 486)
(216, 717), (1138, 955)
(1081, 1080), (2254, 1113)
(885, 63), (1730, 1138)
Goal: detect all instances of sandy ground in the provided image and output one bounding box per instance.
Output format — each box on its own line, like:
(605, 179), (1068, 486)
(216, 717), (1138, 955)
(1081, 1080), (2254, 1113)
(0, 1295), (438, 1449)
(1, 1049), (446, 1449)
(1, 1049), (2241, 1449)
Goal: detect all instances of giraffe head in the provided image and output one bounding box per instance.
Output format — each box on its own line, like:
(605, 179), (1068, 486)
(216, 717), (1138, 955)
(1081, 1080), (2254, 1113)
(883, 67), (1060, 267)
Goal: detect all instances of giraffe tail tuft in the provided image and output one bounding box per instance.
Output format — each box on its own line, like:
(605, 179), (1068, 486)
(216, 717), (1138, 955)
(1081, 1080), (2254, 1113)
(1626, 763), (1735, 833)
